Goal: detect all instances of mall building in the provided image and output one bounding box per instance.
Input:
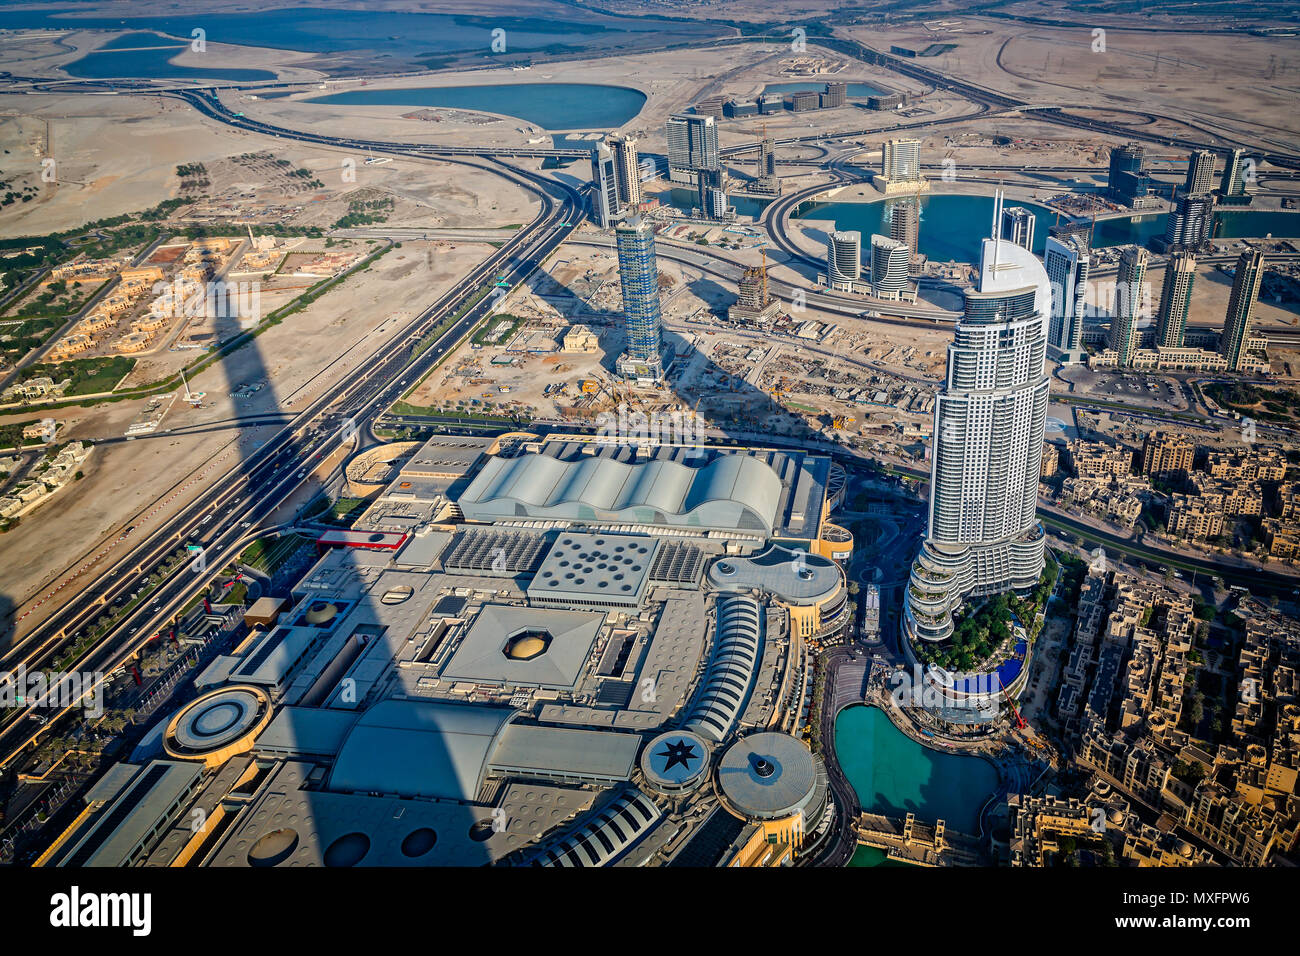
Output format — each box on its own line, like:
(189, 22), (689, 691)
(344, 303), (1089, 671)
(38, 433), (851, 868)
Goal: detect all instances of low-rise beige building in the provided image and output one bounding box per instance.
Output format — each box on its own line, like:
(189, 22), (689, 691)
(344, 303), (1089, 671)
(1167, 493), (1224, 541)
(1142, 432), (1194, 478)
(561, 324), (599, 353)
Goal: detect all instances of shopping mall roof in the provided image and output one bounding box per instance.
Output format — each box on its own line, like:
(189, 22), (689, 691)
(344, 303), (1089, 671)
(706, 544), (842, 605)
(717, 732), (822, 821)
(53, 760), (202, 867)
(457, 438), (833, 540)
(317, 529), (408, 551)
(526, 531), (657, 608)
(488, 724), (641, 785)
(440, 604), (604, 691)
(327, 700), (516, 802)
(458, 447), (781, 535)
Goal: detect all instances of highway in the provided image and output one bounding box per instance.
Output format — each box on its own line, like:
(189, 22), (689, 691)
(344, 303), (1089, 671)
(168, 88), (589, 159)
(0, 149), (586, 769)
(5, 35), (1298, 805)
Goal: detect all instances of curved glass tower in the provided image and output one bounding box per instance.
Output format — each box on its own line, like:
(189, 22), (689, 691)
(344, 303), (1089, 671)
(904, 194), (1051, 645)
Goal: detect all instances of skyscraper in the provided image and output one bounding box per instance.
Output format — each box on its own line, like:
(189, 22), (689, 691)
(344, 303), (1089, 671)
(1108, 143), (1153, 207)
(826, 231), (861, 292)
(1000, 206), (1036, 252)
(1155, 252), (1197, 348)
(869, 234), (911, 300)
(608, 133), (642, 210)
(666, 113), (718, 185)
(590, 142), (620, 229)
(1108, 246), (1149, 367)
(887, 195), (919, 258)
(590, 135), (642, 228)
(1184, 149), (1217, 196)
(1220, 250), (1265, 371)
(759, 136), (776, 178)
(1220, 147), (1248, 198)
(1162, 190), (1214, 251)
(614, 217), (665, 381)
(880, 138), (925, 194)
(903, 192), (1052, 645)
(1043, 232), (1090, 364)
(750, 134), (780, 197)
(696, 168), (728, 219)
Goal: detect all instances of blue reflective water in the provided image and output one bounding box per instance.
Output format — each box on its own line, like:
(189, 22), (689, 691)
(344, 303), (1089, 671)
(0, 6), (716, 57)
(763, 81), (886, 99)
(307, 83), (647, 131)
(798, 194), (1300, 263)
(657, 187), (772, 219)
(61, 32), (278, 82)
(797, 194), (1057, 261)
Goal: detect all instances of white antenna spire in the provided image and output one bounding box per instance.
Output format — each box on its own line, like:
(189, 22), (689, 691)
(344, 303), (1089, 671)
(991, 188), (1003, 271)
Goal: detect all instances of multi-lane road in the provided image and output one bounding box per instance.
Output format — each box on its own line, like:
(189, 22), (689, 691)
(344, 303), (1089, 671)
(5, 39), (1298, 785)
(0, 150), (585, 769)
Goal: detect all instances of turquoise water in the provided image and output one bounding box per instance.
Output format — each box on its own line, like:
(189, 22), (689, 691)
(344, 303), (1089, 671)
(658, 187), (772, 219)
(834, 705), (1000, 835)
(848, 844), (919, 867)
(798, 194), (1057, 261)
(0, 7), (717, 58)
(1213, 209), (1300, 239)
(798, 195), (1300, 263)
(764, 81), (886, 99)
(307, 83), (646, 131)
(62, 32), (278, 82)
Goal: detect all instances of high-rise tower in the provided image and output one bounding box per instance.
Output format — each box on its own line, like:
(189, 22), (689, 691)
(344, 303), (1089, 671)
(1220, 250), (1265, 372)
(666, 112), (718, 185)
(1000, 206), (1036, 252)
(608, 133), (642, 210)
(590, 142), (620, 229)
(1162, 191), (1214, 251)
(903, 192), (1051, 645)
(880, 138), (926, 194)
(826, 231), (862, 292)
(1155, 252), (1197, 349)
(752, 131), (781, 197)
(591, 135), (642, 227)
(887, 195), (920, 258)
(1184, 149), (1217, 196)
(1219, 148), (1248, 198)
(614, 217), (665, 382)
(1107, 245), (1149, 367)
(1043, 232), (1090, 364)
(869, 234), (911, 301)
(1108, 143), (1153, 206)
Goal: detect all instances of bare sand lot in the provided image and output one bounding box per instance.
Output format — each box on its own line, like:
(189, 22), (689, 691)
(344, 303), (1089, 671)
(840, 16), (1300, 155)
(0, 94), (539, 238)
(0, 238), (494, 633)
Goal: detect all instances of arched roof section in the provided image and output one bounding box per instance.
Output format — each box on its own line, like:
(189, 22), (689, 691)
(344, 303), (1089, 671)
(457, 453), (781, 534)
(327, 700), (516, 802)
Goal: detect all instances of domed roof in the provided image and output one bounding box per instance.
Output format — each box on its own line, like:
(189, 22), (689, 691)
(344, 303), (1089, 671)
(506, 635), (548, 660)
(304, 602), (339, 625)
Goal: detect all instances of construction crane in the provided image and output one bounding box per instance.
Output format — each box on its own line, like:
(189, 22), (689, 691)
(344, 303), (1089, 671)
(179, 368), (204, 407)
(1002, 682), (1026, 731)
